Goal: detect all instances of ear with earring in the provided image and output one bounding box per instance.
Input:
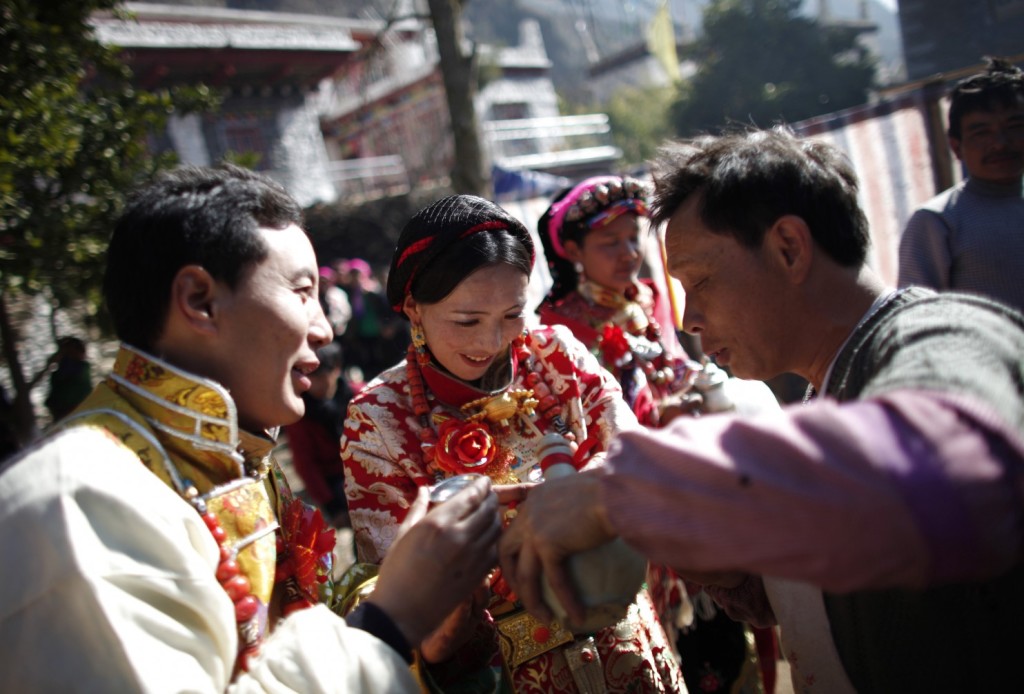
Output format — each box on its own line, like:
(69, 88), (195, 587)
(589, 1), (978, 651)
(410, 322), (431, 366)
(573, 262), (585, 275)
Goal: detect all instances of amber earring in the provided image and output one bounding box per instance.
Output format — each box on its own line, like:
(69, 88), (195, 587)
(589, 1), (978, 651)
(410, 322), (430, 366)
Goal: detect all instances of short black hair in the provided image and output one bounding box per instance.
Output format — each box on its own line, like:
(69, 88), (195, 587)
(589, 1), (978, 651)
(56, 336), (87, 359)
(948, 57), (1024, 140)
(651, 127), (869, 268)
(103, 164), (302, 351)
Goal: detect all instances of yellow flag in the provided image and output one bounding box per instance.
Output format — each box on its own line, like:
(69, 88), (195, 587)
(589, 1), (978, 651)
(647, 0), (680, 82)
(658, 228), (684, 330)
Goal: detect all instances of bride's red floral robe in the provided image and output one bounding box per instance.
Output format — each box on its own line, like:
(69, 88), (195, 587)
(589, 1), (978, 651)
(342, 324), (686, 693)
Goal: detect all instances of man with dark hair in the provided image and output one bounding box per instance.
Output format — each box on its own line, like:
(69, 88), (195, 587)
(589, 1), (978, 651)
(0, 164), (501, 691)
(899, 57), (1024, 312)
(499, 128), (1024, 693)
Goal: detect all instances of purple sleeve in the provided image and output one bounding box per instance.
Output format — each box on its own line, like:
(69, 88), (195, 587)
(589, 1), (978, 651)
(601, 390), (1024, 593)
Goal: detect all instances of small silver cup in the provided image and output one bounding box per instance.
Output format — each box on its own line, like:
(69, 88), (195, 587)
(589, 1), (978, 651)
(428, 473), (485, 506)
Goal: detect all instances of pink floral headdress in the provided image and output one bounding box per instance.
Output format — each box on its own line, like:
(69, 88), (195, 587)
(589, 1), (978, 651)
(546, 175), (650, 260)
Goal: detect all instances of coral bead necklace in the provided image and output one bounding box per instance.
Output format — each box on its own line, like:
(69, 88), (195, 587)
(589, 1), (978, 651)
(405, 334), (586, 481)
(185, 482), (336, 674)
(184, 483), (264, 673)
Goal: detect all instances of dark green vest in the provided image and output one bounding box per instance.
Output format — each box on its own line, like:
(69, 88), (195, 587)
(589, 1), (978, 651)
(823, 288), (1024, 692)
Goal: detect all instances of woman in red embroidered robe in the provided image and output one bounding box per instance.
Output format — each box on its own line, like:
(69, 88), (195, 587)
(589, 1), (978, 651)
(341, 194), (686, 693)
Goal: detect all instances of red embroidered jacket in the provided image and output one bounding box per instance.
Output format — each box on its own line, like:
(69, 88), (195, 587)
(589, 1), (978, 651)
(340, 325), (685, 693)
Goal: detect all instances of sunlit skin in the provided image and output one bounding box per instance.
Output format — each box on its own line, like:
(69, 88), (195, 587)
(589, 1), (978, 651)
(950, 102), (1024, 184)
(665, 194), (798, 382)
(195, 224), (332, 432)
(564, 213), (646, 294)
(403, 263), (529, 384)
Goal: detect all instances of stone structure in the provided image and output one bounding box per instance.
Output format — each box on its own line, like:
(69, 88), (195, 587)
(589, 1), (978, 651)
(91, 3), (368, 206)
(476, 20), (621, 179)
(94, 4), (621, 204)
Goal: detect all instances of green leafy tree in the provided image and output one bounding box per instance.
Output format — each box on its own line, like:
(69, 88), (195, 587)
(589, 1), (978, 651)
(606, 85), (677, 170)
(671, 0), (876, 136)
(0, 0), (217, 445)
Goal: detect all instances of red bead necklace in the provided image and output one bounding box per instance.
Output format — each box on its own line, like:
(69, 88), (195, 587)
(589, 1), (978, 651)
(188, 487), (336, 674)
(581, 279), (681, 387)
(187, 489), (263, 673)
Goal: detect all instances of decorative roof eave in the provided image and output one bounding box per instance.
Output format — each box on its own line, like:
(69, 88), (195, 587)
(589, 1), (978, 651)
(494, 145), (622, 172)
(108, 2), (383, 33)
(588, 42), (659, 77)
(92, 20), (361, 53)
(478, 44), (552, 71)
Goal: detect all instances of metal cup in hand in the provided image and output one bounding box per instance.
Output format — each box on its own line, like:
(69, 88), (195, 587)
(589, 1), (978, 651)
(428, 473), (485, 506)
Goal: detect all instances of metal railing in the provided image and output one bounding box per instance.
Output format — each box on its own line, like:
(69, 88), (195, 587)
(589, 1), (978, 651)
(483, 114), (621, 171)
(325, 155), (410, 202)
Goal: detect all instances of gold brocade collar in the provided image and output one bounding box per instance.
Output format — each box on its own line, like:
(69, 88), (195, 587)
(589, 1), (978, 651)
(104, 344), (275, 480)
(578, 279), (630, 310)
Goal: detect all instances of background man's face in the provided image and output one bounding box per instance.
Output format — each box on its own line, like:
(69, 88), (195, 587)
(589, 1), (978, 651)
(951, 102), (1024, 184)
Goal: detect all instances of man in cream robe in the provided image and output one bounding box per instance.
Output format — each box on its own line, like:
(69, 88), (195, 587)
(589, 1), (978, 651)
(0, 164), (501, 692)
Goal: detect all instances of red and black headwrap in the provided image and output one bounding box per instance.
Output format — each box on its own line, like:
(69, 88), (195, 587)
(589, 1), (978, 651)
(386, 194), (535, 312)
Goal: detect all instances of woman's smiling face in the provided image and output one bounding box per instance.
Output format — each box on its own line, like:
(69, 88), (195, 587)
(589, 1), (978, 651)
(403, 263), (529, 382)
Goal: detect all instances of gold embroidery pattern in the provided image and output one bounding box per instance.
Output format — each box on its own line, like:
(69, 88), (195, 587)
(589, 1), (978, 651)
(66, 346), (283, 627)
(496, 610), (574, 669)
(206, 482), (278, 604)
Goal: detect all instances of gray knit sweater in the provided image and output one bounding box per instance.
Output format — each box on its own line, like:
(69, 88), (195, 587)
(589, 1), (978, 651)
(898, 176), (1024, 314)
(823, 286), (1024, 694)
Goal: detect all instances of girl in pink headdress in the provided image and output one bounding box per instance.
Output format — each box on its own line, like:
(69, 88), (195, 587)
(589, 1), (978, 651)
(537, 176), (703, 428)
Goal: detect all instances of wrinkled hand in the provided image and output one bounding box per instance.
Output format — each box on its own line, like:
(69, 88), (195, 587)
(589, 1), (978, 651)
(659, 392), (704, 425)
(419, 583), (490, 663)
(496, 469), (616, 626)
(368, 477), (501, 647)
